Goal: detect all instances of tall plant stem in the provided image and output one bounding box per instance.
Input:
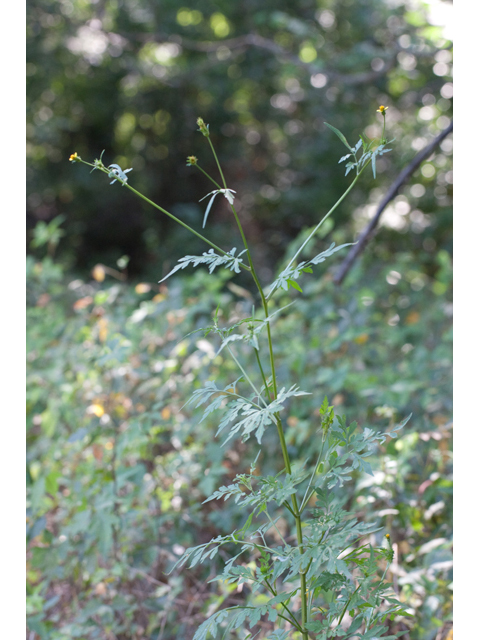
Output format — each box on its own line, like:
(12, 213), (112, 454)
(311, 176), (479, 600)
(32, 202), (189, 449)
(205, 137), (310, 639)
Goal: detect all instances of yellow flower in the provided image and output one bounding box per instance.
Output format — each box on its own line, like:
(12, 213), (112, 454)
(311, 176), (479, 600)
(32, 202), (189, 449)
(69, 152), (80, 162)
(376, 105), (388, 114)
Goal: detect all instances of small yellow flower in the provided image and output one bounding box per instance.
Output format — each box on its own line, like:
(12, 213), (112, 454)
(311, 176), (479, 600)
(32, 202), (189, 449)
(69, 152), (80, 162)
(386, 533), (390, 539)
(186, 155), (198, 166)
(377, 105), (388, 114)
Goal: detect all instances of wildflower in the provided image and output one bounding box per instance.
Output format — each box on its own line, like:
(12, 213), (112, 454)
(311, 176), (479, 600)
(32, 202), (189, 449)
(186, 155), (198, 166)
(377, 105), (388, 114)
(69, 152), (80, 162)
(196, 117), (210, 137)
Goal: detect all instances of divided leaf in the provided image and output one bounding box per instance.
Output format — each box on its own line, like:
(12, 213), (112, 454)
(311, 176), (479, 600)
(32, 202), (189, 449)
(190, 380), (309, 445)
(159, 247), (246, 283)
(269, 242), (353, 295)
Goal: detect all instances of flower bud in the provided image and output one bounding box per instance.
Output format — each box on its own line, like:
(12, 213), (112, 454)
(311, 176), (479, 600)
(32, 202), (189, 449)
(196, 117), (210, 137)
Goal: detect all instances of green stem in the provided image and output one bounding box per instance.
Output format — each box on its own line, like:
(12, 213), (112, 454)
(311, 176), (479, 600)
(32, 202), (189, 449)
(78, 159), (252, 270)
(207, 138), (228, 189)
(263, 579), (304, 634)
(204, 138), (280, 404)
(264, 507), (288, 546)
(254, 348), (272, 401)
(207, 136), (310, 638)
(299, 438), (326, 514)
(195, 163), (222, 190)
(226, 346), (267, 406)
(126, 184), (226, 256)
(292, 495), (309, 640)
(278, 170), (365, 288)
(338, 584), (361, 625)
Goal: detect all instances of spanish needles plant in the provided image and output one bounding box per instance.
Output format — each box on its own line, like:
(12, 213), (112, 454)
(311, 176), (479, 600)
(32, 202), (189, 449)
(70, 107), (412, 639)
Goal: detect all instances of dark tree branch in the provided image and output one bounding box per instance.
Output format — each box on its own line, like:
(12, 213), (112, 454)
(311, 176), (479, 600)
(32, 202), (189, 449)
(333, 120), (453, 286)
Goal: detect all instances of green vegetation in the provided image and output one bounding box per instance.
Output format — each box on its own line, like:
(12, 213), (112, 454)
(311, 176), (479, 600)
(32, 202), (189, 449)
(27, 1), (452, 638)
(27, 126), (452, 638)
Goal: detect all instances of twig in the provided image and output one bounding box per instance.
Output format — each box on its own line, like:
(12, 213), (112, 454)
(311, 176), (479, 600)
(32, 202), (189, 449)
(333, 121), (453, 285)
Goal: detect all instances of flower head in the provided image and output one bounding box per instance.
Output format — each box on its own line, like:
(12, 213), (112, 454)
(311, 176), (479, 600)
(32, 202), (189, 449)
(186, 155), (198, 166)
(377, 105), (388, 114)
(69, 152), (80, 162)
(196, 117), (210, 137)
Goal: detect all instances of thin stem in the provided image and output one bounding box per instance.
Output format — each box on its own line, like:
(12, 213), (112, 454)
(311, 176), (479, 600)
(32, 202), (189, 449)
(282, 501), (296, 517)
(338, 584), (361, 625)
(195, 163), (222, 190)
(126, 184), (227, 256)
(220, 390), (262, 410)
(77, 159), (252, 270)
(204, 136), (281, 404)
(263, 507), (288, 546)
(264, 579), (304, 633)
(254, 348), (273, 402)
(291, 495), (309, 640)
(226, 346), (267, 406)
(280, 169), (366, 283)
(207, 138), (228, 189)
(299, 438), (326, 513)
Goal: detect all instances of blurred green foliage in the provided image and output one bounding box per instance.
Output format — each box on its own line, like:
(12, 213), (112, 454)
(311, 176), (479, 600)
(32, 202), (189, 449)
(27, 1), (452, 638)
(27, 237), (452, 639)
(27, 0), (452, 277)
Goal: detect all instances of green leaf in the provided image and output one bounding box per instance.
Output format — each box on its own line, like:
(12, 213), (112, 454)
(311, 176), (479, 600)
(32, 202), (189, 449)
(287, 279), (303, 292)
(324, 122), (353, 151)
(159, 247), (246, 283)
(269, 242), (354, 296)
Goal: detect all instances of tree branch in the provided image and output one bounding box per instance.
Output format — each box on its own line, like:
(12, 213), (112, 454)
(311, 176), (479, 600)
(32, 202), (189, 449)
(333, 121), (453, 286)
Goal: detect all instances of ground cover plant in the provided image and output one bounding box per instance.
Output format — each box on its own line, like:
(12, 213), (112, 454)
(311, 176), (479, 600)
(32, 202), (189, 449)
(43, 108), (448, 639)
(26, 226), (452, 639)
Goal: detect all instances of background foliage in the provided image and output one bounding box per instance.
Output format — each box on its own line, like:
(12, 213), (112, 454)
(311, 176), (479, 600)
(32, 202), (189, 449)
(27, 0), (452, 638)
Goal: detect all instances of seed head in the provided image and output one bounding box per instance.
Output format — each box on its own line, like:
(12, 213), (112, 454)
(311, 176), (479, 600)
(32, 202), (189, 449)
(196, 117), (210, 137)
